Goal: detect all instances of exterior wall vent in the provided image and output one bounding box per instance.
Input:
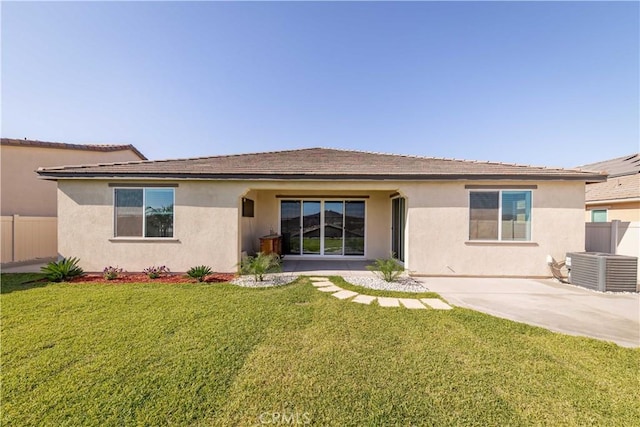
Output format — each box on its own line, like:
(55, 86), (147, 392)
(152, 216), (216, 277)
(566, 252), (638, 292)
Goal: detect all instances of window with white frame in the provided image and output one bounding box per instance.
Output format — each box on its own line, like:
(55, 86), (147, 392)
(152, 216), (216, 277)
(590, 209), (607, 222)
(114, 188), (175, 238)
(469, 190), (532, 241)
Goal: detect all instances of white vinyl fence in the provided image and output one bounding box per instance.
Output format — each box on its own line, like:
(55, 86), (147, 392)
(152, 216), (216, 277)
(1, 215), (57, 264)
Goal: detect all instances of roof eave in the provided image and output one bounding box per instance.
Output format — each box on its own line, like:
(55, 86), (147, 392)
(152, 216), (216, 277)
(36, 171), (607, 182)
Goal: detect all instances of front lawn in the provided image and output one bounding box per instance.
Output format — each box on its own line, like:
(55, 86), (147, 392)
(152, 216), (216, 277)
(2, 273), (639, 425)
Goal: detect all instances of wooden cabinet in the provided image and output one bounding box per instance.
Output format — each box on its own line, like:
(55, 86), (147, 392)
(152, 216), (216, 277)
(260, 235), (282, 256)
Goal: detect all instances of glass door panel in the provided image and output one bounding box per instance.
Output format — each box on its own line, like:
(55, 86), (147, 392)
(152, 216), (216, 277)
(280, 201), (301, 255)
(302, 201), (321, 255)
(344, 201), (365, 255)
(324, 201), (344, 255)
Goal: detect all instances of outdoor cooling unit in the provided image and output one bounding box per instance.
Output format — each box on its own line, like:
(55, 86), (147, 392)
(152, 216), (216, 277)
(566, 252), (638, 292)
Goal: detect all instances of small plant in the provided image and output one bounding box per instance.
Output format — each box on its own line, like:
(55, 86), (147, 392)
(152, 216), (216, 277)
(143, 265), (170, 279)
(103, 266), (123, 280)
(239, 252), (281, 282)
(41, 257), (84, 282)
(367, 255), (404, 282)
(187, 265), (213, 282)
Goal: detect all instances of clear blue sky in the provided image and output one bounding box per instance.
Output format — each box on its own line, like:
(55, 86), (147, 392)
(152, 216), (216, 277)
(2, 1), (638, 168)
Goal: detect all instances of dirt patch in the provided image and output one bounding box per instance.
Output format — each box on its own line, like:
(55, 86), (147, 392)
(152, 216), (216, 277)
(69, 273), (236, 284)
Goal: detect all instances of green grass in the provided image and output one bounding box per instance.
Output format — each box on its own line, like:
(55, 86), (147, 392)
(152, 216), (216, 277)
(2, 273), (639, 426)
(330, 275), (441, 299)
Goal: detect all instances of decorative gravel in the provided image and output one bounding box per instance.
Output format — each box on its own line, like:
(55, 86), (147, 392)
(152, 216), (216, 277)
(342, 275), (430, 292)
(230, 274), (299, 288)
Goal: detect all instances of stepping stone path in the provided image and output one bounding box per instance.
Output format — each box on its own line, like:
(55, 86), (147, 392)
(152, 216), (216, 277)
(309, 277), (453, 310)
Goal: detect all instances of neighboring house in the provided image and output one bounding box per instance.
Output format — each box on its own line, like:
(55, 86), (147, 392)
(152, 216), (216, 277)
(37, 148), (604, 277)
(579, 153), (640, 223)
(579, 154), (639, 279)
(1, 138), (146, 264)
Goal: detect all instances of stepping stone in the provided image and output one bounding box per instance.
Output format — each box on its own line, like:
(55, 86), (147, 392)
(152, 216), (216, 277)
(332, 290), (358, 300)
(317, 285), (343, 293)
(312, 281), (334, 287)
(399, 298), (427, 310)
(421, 298), (453, 310)
(309, 277), (329, 282)
(377, 297), (400, 308)
(352, 295), (376, 305)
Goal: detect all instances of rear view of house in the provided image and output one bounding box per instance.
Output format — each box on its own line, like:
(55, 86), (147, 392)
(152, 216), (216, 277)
(37, 148), (605, 277)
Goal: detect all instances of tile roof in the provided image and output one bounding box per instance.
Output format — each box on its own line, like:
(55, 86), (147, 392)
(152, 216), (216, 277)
(37, 147), (606, 181)
(579, 153), (640, 178)
(1, 138), (147, 160)
(585, 174), (640, 203)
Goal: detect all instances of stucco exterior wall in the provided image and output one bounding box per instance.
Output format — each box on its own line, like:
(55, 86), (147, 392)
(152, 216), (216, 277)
(1, 145), (143, 216)
(57, 178), (586, 277)
(58, 180), (244, 272)
(240, 190), (259, 254)
(402, 180), (586, 277)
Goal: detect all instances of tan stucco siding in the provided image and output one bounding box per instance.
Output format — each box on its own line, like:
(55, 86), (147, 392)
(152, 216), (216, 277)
(585, 201), (640, 222)
(1, 145), (143, 217)
(402, 181), (586, 277)
(58, 180), (242, 272)
(57, 178), (586, 277)
(240, 189), (259, 254)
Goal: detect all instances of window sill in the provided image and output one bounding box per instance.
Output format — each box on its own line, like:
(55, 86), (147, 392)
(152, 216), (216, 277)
(465, 240), (538, 246)
(109, 238), (181, 243)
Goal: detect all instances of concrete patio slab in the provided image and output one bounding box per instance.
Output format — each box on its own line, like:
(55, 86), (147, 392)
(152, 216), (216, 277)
(418, 277), (639, 347)
(352, 295), (377, 305)
(282, 260), (376, 277)
(420, 298), (453, 310)
(399, 298), (427, 309)
(316, 285), (343, 293)
(377, 297), (400, 308)
(332, 290), (358, 300)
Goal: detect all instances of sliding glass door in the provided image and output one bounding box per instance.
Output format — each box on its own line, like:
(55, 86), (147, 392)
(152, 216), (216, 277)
(280, 199), (365, 256)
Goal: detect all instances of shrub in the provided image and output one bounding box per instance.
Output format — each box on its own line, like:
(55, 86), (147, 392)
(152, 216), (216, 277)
(143, 265), (170, 279)
(41, 257), (84, 282)
(239, 252), (281, 282)
(367, 256), (404, 282)
(103, 266), (123, 280)
(187, 265), (213, 282)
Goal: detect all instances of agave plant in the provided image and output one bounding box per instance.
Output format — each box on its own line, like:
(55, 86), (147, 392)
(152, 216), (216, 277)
(41, 257), (84, 282)
(187, 265), (213, 282)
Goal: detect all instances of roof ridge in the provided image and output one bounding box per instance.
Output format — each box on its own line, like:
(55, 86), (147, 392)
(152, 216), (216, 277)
(314, 146), (579, 172)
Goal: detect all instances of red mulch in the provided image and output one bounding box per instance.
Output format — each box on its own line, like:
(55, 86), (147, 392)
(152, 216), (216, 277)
(69, 273), (236, 284)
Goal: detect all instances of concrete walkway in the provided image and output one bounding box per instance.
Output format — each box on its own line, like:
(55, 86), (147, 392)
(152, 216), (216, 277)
(418, 277), (640, 348)
(310, 277), (452, 310)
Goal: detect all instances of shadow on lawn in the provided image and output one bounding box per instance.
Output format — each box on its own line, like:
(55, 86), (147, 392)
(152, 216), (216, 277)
(1, 273), (50, 294)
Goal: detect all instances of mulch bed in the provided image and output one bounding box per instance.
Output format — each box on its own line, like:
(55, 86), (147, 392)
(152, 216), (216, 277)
(68, 273), (236, 284)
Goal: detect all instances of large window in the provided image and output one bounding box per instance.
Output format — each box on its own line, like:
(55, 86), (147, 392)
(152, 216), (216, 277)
(114, 188), (174, 238)
(469, 191), (531, 241)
